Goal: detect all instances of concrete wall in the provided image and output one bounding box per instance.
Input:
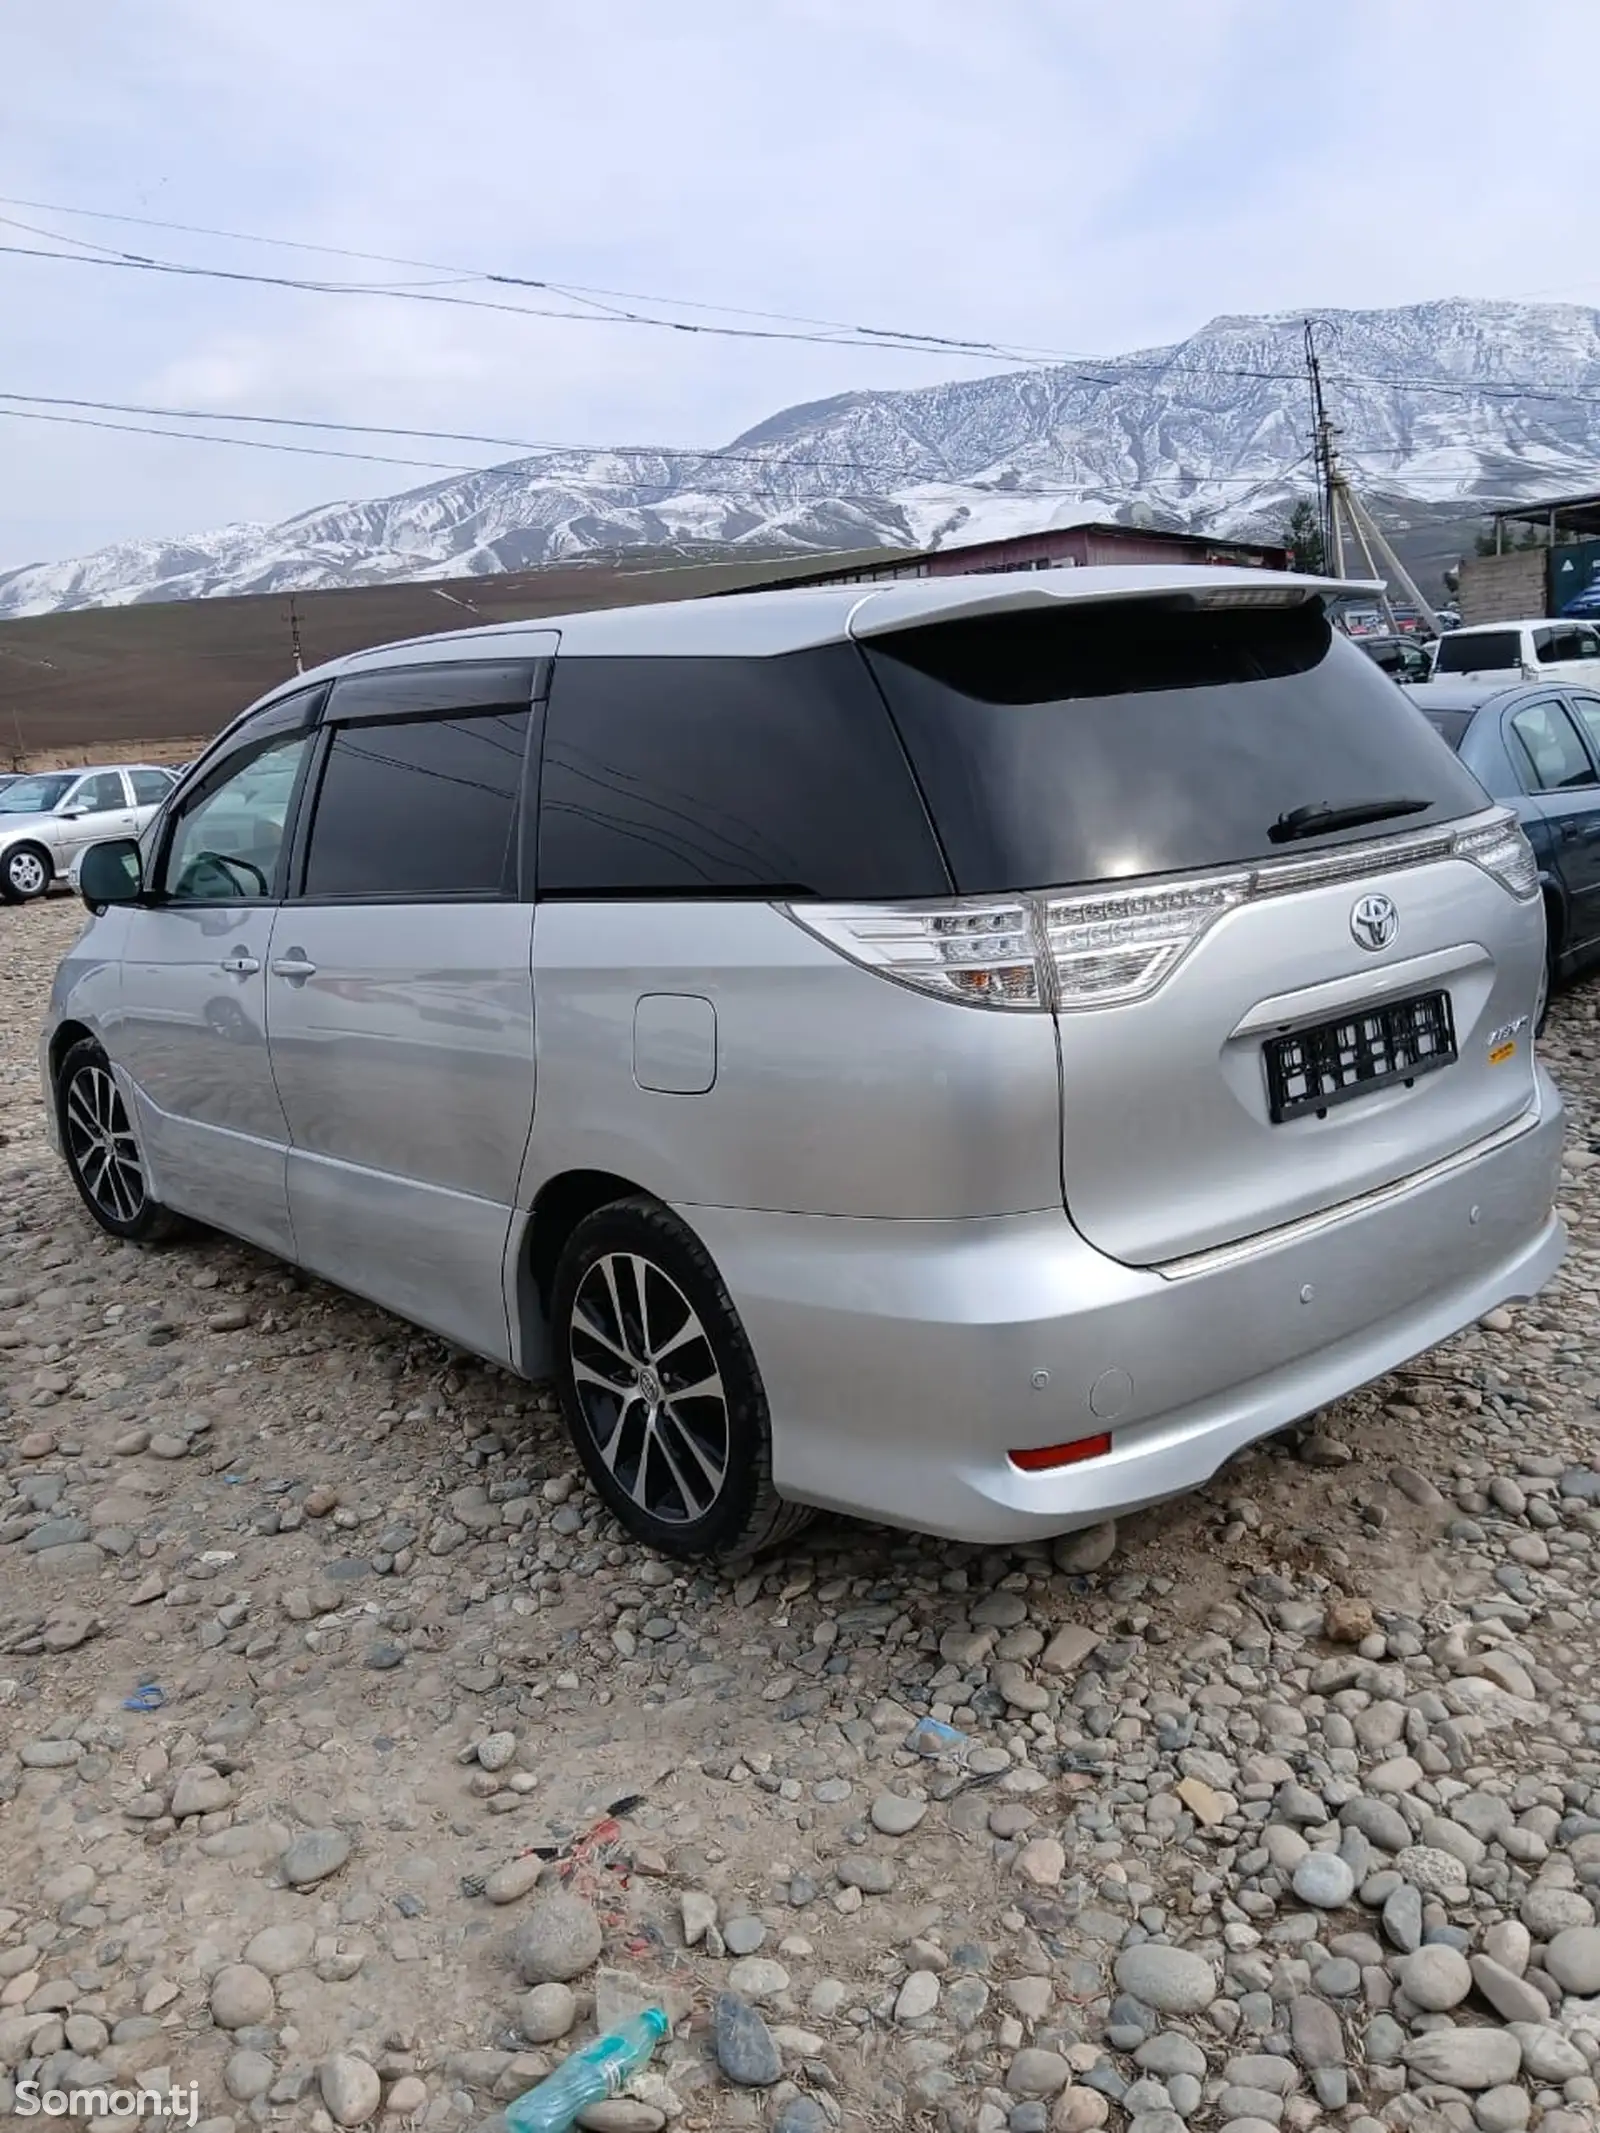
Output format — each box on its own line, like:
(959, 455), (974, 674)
(1459, 549), (1546, 626)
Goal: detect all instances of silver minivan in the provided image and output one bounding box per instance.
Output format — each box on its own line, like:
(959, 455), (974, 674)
(43, 567), (1566, 1558)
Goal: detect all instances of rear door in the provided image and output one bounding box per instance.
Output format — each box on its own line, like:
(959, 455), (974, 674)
(863, 595), (1545, 1265)
(1520, 691), (1600, 953)
(265, 652), (551, 1363)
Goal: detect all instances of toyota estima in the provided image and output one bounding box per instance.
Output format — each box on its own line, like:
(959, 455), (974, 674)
(45, 566), (1565, 1560)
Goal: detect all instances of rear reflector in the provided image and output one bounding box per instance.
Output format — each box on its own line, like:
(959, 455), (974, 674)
(1009, 1432), (1112, 1473)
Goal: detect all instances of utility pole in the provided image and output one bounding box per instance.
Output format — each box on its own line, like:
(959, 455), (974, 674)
(1304, 319), (1338, 574)
(287, 596), (305, 675)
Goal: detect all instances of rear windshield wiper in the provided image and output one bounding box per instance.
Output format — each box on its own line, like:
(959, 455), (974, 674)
(1269, 796), (1430, 843)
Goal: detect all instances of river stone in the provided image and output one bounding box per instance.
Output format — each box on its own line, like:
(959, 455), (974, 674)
(1006, 2048), (1072, 2098)
(518, 1983), (577, 2044)
(1112, 1945), (1217, 2015)
(1402, 2027), (1522, 2090)
(871, 1795), (927, 1836)
(1545, 1925), (1600, 1995)
(241, 1922), (315, 1978)
(1395, 1845), (1468, 1897)
(1521, 1884), (1594, 1939)
(714, 1993), (781, 2087)
(1470, 1956), (1547, 2024)
(512, 1894), (603, 1984)
(1396, 1944), (1472, 2011)
(224, 2050), (276, 2102)
(319, 2052), (382, 2126)
(279, 1829), (351, 1888)
(1052, 1522), (1117, 1574)
(484, 1855), (544, 1905)
(1292, 1853), (1355, 1908)
(209, 1963), (275, 2029)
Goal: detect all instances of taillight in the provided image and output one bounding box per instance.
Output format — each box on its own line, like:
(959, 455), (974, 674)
(1042, 875), (1250, 1011)
(781, 899), (1043, 1008)
(781, 808), (1535, 1010)
(1451, 811), (1539, 901)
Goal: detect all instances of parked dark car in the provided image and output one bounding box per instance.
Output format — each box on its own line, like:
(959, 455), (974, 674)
(1408, 678), (1600, 1026)
(1358, 633), (1433, 683)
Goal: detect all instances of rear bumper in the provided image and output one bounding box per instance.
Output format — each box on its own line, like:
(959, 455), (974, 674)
(680, 1066), (1565, 1542)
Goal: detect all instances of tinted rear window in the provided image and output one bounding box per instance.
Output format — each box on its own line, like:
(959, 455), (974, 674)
(1435, 630), (1520, 674)
(864, 602), (1488, 893)
(1420, 710), (1473, 752)
(536, 646), (948, 898)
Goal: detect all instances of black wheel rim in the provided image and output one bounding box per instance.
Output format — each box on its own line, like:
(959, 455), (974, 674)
(568, 1251), (731, 1525)
(64, 1065), (146, 1225)
(8, 849), (46, 896)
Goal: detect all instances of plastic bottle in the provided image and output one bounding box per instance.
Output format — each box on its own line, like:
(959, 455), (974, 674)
(505, 2008), (670, 2133)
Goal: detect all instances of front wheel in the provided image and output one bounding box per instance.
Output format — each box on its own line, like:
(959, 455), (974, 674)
(56, 1039), (184, 1242)
(2, 844), (52, 901)
(550, 1197), (813, 1561)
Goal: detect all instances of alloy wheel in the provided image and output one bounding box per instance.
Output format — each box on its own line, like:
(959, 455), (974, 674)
(7, 849), (46, 896)
(63, 1064), (146, 1226)
(568, 1250), (731, 1525)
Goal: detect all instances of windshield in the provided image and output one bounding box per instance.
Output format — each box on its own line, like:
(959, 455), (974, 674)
(0, 774), (73, 813)
(864, 601), (1488, 892)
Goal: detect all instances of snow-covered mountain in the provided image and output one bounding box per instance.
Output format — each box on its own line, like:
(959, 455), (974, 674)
(7, 298), (1600, 618)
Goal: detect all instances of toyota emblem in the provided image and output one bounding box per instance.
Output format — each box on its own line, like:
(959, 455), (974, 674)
(1350, 891), (1399, 952)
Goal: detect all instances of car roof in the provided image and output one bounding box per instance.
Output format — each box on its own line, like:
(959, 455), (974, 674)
(1446, 618), (1545, 635)
(234, 565), (1384, 712)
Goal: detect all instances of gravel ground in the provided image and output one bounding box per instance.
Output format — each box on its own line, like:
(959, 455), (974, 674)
(4, 894), (1600, 2133)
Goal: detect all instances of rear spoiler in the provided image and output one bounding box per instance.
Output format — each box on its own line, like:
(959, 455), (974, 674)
(845, 568), (1388, 643)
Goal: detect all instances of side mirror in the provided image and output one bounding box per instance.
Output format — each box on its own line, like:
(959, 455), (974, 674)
(79, 838), (144, 909)
(59, 803), (89, 820)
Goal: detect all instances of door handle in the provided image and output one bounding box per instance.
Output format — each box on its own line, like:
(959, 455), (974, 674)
(220, 952), (260, 977)
(272, 951), (318, 984)
(1562, 821), (1582, 841)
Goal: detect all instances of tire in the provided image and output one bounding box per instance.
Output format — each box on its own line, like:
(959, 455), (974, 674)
(55, 1038), (184, 1243)
(550, 1195), (814, 1561)
(2, 843), (52, 901)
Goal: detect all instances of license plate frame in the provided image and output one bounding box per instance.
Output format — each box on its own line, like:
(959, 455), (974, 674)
(1263, 988), (1457, 1124)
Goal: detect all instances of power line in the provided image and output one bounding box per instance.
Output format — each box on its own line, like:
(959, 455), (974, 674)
(0, 194), (1101, 356)
(0, 393), (1320, 498)
(8, 200), (1600, 420)
(0, 236), (1087, 368)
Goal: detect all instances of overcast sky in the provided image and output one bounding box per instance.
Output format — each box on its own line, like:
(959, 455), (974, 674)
(3, 0), (1596, 572)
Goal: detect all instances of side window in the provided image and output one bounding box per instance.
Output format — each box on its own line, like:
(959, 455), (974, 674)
(129, 770), (174, 805)
(162, 732), (314, 902)
(536, 648), (949, 898)
(1575, 628), (1600, 660)
(1508, 700), (1597, 793)
(1565, 696), (1600, 763)
(70, 771), (127, 813)
(299, 708), (530, 900)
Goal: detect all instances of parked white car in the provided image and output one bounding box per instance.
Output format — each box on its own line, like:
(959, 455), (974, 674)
(1432, 617), (1600, 689)
(0, 765), (177, 902)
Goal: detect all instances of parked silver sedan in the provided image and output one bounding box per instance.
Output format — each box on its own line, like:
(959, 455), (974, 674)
(0, 764), (177, 901)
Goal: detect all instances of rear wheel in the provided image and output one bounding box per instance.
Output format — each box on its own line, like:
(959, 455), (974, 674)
(550, 1196), (813, 1561)
(56, 1038), (183, 1242)
(2, 844), (52, 901)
